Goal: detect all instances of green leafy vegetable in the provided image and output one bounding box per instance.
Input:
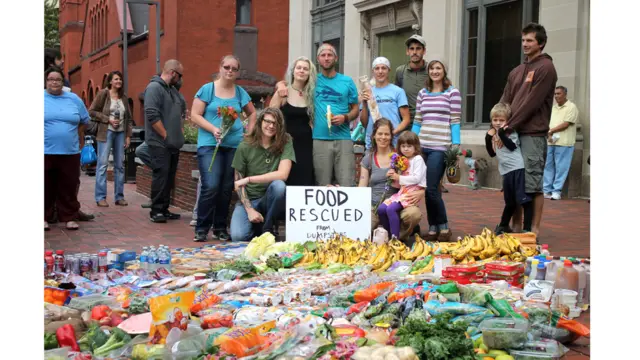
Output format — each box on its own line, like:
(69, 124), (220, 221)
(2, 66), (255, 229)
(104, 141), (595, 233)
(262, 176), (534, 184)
(395, 313), (475, 360)
(93, 327), (132, 356)
(45, 332), (58, 350)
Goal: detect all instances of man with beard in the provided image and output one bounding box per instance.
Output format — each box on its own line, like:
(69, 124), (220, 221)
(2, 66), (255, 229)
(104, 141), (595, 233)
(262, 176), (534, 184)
(276, 44), (359, 186)
(144, 60), (186, 223)
(499, 23), (557, 236)
(394, 35), (428, 120)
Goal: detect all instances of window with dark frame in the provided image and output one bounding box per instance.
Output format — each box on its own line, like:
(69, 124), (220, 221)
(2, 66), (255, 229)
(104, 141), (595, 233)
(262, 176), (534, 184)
(311, 1), (345, 72)
(461, 0), (540, 126)
(237, 0), (252, 25)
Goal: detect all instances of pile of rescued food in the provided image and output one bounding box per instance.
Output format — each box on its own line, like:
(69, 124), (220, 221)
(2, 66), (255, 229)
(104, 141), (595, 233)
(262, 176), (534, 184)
(44, 229), (590, 360)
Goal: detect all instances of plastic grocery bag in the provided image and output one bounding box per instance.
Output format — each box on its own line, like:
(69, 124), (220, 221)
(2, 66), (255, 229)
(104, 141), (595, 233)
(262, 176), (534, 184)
(213, 322), (275, 358)
(351, 122), (366, 143)
(80, 141), (97, 166)
(148, 291), (195, 345)
(423, 300), (487, 316)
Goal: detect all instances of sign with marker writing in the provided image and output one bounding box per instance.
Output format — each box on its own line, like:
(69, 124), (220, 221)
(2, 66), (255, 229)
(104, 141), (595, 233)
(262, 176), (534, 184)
(286, 186), (372, 243)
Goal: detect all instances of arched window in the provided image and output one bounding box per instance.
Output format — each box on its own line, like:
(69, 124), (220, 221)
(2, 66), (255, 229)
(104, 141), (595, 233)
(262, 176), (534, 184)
(101, 8), (105, 47)
(90, 13), (95, 51)
(88, 84), (94, 104)
(97, 10), (102, 49)
(102, 73), (109, 89)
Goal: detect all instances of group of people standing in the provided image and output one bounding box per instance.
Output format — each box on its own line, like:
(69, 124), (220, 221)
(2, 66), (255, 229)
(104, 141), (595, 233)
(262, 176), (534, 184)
(44, 21), (574, 245)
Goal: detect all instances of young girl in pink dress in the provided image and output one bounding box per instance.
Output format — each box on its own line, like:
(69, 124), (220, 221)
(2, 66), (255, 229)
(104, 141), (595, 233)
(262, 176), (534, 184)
(377, 131), (427, 239)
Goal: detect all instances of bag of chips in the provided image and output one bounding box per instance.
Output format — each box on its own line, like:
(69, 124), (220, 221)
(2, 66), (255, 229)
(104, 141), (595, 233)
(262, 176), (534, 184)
(148, 291), (195, 345)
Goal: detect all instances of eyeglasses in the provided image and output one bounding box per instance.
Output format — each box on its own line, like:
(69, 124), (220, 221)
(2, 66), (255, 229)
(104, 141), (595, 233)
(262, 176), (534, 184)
(172, 69), (183, 79)
(46, 78), (63, 83)
(223, 65), (239, 72)
(263, 119), (277, 127)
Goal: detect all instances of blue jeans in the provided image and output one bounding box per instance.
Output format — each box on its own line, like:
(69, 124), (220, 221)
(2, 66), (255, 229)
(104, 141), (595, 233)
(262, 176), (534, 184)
(196, 146), (236, 233)
(230, 180), (286, 242)
(422, 148), (448, 227)
(95, 130), (125, 202)
(543, 145), (574, 195)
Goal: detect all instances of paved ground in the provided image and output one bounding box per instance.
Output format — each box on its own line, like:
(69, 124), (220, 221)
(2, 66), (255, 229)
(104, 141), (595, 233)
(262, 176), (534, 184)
(45, 174), (590, 257)
(44, 174), (590, 358)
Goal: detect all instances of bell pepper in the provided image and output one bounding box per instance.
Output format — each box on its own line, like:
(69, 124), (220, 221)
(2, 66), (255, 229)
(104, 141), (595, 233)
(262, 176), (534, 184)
(91, 305), (111, 321)
(56, 324), (80, 352)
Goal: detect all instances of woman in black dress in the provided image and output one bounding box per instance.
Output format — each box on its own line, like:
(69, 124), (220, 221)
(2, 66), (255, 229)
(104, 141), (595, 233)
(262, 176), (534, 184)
(269, 56), (316, 186)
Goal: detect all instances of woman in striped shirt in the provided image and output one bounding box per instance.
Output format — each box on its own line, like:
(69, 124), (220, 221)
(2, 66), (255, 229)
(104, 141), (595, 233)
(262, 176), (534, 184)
(411, 60), (461, 241)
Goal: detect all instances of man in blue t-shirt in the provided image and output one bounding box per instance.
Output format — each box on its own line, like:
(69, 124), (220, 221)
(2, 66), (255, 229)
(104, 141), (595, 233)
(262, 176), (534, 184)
(360, 57), (410, 150)
(276, 44), (360, 186)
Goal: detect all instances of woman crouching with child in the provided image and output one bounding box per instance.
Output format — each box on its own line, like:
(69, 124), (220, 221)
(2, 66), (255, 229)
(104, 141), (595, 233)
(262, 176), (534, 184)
(377, 131), (427, 241)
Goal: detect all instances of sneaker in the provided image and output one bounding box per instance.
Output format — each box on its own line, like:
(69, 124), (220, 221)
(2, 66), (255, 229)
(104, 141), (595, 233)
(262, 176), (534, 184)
(76, 209), (95, 221)
(543, 193), (552, 199)
(213, 230), (231, 241)
(150, 213), (167, 223)
(494, 224), (513, 235)
(194, 231), (207, 242)
(189, 219), (197, 226)
(163, 211), (181, 220)
(141, 202), (152, 209)
(551, 193), (561, 200)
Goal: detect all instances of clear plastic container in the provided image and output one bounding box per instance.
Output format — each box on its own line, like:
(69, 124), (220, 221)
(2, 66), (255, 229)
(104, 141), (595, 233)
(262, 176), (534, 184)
(479, 317), (529, 349)
(509, 338), (568, 360)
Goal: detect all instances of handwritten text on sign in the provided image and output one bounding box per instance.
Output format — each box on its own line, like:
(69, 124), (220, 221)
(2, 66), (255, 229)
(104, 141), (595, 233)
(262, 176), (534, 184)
(286, 186), (372, 242)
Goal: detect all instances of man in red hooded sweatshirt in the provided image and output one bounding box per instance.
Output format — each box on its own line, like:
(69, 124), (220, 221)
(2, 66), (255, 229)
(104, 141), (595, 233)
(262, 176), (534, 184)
(499, 23), (557, 237)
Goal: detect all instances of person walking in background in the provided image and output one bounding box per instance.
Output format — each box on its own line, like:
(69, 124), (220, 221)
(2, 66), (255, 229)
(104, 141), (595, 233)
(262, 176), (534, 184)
(543, 86), (579, 200)
(190, 55), (257, 242)
(269, 56), (316, 186)
(276, 43), (360, 186)
(44, 67), (90, 231)
(485, 103), (533, 235)
(377, 132), (426, 240)
(230, 108), (295, 242)
(412, 60), (461, 242)
(360, 57), (410, 150)
(89, 71), (133, 207)
(499, 23), (557, 235)
(144, 60), (186, 223)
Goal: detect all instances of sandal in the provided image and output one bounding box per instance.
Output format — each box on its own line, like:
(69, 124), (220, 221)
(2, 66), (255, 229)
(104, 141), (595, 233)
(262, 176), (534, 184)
(115, 199), (128, 206)
(96, 200), (109, 207)
(66, 221), (79, 230)
(45, 221), (50, 231)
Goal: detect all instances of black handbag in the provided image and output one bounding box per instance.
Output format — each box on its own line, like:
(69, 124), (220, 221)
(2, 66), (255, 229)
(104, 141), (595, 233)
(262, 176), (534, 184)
(85, 118), (99, 136)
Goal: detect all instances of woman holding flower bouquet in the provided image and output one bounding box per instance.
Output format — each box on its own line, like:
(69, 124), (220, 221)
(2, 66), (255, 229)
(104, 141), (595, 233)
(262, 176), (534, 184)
(190, 55), (257, 242)
(230, 108), (295, 242)
(377, 131), (426, 240)
(358, 119), (423, 245)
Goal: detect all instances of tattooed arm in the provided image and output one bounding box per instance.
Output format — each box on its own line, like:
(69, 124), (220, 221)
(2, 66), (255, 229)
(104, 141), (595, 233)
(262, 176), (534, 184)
(234, 170), (264, 223)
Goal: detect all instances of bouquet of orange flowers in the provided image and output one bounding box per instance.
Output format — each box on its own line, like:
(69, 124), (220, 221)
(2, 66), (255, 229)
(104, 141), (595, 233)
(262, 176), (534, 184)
(208, 106), (239, 171)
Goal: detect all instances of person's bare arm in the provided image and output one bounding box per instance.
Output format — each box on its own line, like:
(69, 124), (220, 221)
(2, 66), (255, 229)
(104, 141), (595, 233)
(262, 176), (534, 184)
(190, 98), (219, 136)
(394, 106), (411, 134)
(269, 92), (287, 108)
(358, 166), (370, 187)
(234, 170), (253, 210)
(78, 124), (86, 148)
(243, 101), (258, 134)
(549, 121), (571, 134)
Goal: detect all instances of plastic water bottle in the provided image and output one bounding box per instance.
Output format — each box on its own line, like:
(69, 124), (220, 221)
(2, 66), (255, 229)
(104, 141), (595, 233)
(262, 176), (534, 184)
(140, 247), (149, 271)
(148, 246), (158, 271)
(158, 247), (170, 269)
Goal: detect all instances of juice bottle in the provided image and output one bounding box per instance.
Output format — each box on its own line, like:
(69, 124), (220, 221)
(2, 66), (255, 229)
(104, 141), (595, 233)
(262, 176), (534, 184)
(45, 250), (55, 274)
(555, 259), (579, 292)
(545, 256), (562, 282)
(528, 259), (539, 283)
(574, 260), (587, 306)
(540, 244), (550, 256)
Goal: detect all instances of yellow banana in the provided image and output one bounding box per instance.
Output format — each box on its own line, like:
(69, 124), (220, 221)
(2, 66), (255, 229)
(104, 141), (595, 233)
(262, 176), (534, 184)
(403, 238), (424, 260)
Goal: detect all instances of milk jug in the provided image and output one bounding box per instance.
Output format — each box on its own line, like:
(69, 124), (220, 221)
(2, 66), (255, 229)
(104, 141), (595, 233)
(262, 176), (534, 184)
(372, 226), (389, 245)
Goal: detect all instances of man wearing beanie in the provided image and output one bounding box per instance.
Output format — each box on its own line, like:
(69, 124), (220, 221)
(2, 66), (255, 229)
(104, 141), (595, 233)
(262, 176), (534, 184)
(360, 56), (410, 149)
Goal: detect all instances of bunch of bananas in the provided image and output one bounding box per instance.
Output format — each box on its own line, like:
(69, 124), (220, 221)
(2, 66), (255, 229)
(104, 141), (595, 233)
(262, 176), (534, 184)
(293, 228), (538, 270)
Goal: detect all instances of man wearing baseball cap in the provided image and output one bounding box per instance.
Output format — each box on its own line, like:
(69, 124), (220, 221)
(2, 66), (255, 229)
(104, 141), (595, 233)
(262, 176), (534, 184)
(395, 34), (429, 120)
(360, 56), (410, 150)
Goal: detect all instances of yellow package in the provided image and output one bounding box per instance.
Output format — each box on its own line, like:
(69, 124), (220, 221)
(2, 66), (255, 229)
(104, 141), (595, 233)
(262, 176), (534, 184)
(214, 321), (276, 357)
(148, 291), (195, 344)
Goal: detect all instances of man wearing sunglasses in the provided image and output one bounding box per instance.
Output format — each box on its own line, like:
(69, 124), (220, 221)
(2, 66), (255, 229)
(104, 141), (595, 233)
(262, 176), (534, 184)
(144, 59), (186, 223)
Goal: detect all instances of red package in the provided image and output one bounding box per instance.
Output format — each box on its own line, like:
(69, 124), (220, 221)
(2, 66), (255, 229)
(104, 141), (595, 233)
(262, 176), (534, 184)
(442, 269), (486, 278)
(387, 289), (417, 303)
(485, 261), (524, 272)
(350, 282), (395, 303)
(346, 301), (370, 315)
(446, 264), (484, 273)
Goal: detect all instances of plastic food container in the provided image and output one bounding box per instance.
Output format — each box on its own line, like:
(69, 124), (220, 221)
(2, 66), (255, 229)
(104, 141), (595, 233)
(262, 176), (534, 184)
(509, 339), (568, 359)
(479, 317), (529, 349)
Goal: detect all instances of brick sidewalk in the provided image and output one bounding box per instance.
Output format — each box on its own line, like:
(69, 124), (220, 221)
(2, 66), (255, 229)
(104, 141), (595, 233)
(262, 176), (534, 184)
(45, 174), (590, 256)
(44, 174), (590, 358)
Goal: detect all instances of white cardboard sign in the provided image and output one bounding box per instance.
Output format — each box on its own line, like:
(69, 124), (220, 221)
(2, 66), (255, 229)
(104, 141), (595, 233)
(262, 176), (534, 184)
(286, 186), (372, 243)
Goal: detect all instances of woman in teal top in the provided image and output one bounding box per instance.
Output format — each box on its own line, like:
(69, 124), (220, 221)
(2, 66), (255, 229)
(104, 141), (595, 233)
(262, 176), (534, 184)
(190, 55), (257, 242)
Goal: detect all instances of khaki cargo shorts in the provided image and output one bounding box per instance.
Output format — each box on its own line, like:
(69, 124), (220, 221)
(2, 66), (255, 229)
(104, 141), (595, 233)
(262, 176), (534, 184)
(519, 135), (547, 194)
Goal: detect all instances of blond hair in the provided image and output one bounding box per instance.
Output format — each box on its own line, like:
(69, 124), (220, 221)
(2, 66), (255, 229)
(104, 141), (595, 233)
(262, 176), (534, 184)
(490, 102), (512, 120)
(285, 56), (316, 124)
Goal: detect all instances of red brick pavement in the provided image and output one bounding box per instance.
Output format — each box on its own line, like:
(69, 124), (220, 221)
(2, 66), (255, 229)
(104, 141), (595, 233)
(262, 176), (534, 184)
(44, 174), (590, 358)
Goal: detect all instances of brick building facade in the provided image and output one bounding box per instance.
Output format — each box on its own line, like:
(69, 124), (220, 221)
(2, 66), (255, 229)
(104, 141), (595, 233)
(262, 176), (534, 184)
(59, 0), (289, 125)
